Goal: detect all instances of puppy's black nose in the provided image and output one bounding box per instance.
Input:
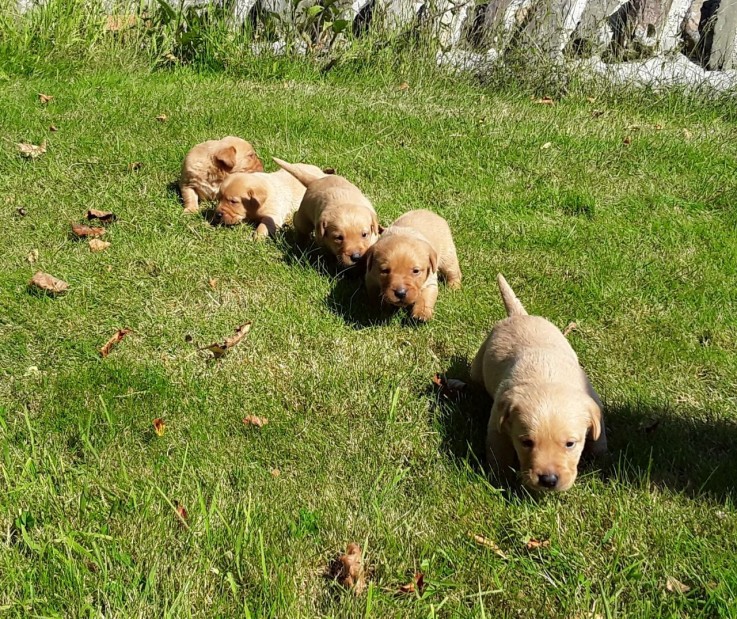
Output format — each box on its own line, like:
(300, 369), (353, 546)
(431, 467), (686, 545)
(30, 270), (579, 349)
(538, 474), (558, 489)
(350, 252), (362, 263)
(394, 288), (407, 299)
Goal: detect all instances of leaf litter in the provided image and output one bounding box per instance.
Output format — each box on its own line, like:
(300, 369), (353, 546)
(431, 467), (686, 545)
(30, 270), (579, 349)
(29, 271), (68, 295)
(202, 321), (252, 359)
(99, 328), (132, 358)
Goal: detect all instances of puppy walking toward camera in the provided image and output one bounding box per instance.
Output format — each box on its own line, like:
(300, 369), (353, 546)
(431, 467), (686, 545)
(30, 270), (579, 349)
(215, 163), (327, 237)
(365, 209), (461, 322)
(180, 137), (264, 213)
(273, 157), (379, 267)
(470, 275), (607, 492)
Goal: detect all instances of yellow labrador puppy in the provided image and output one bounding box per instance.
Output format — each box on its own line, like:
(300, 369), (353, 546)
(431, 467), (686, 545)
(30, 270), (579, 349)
(365, 209), (461, 321)
(470, 275), (607, 492)
(214, 163), (326, 237)
(272, 157), (379, 267)
(180, 137), (263, 213)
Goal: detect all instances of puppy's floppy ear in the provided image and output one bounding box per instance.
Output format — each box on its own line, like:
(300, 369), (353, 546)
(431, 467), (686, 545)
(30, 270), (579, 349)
(214, 146), (237, 170)
(245, 185), (268, 209)
(364, 245), (374, 272)
(370, 212), (380, 236)
(249, 153), (264, 172)
(494, 390), (515, 432)
(587, 399), (602, 441)
(315, 218), (328, 241)
(427, 246), (438, 275)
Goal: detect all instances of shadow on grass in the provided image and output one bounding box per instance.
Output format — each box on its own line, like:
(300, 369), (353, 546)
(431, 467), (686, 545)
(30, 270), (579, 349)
(432, 358), (737, 501)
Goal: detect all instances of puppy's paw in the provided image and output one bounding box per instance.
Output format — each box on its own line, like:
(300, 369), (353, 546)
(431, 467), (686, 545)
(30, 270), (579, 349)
(411, 304), (434, 322)
(182, 206), (199, 215)
(447, 279), (462, 291)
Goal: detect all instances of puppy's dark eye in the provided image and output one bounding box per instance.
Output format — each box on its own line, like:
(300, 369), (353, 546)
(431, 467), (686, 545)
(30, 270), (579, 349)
(380, 268), (390, 275)
(521, 439), (534, 449)
(565, 440), (576, 448)
(335, 235), (344, 242)
(361, 231), (368, 238)
(412, 267), (421, 275)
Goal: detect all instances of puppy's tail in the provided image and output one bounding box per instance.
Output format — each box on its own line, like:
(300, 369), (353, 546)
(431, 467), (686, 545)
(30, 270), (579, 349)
(497, 273), (527, 317)
(272, 157), (324, 187)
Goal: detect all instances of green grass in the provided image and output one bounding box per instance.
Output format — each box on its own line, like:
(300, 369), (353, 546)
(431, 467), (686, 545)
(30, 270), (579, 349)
(1, 62), (737, 617)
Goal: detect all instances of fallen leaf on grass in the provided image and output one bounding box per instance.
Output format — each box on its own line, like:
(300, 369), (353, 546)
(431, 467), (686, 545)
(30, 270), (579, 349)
(398, 572), (426, 596)
(26, 249), (38, 264)
(666, 576), (690, 594)
(71, 223), (105, 238)
(175, 501), (188, 526)
(592, 109), (604, 118)
(99, 328), (132, 358)
(89, 239), (111, 252)
(432, 373), (467, 396)
(208, 278), (218, 289)
(243, 415), (268, 428)
(29, 271), (68, 295)
(129, 161), (143, 171)
(86, 209), (117, 223)
(49, 125), (58, 132)
(164, 53), (178, 63)
(623, 136), (632, 146)
(682, 128), (692, 140)
(525, 538), (550, 550)
(534, 96), (554, 105)
(270, 468), (281, 477)
(156, 114), (168, 122)
(469, 533), (508, 559)
(398, 82), (409, 91)
(17, 140), (47, 159)
(541, 142), (552, 150)
(586, 97), (596, 103)
(38, 93), (53, 104)
(654, 123), (663, 130)
(153, 418), (166, 436)
(562, 322), (577, 337)
(202, 321), (252, 359)
(329, 543), (365, 594)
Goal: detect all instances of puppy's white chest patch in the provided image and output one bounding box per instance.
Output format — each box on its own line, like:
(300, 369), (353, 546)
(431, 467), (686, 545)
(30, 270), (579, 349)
(193, 179), (220, 201)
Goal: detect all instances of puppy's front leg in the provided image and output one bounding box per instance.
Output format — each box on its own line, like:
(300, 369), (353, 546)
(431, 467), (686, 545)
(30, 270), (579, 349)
(255, 215), (282, 239)
(181, 185), (199, 214)
(411, 284), (438, 322)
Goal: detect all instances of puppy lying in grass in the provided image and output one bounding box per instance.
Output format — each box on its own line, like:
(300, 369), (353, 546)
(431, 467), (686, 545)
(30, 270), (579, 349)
(365, 209), (461, 322)
(180, 137), (263, 213)
(214, 163), (327, 237)
(470, 274), (607, 492)
(273, 157), (379, 267)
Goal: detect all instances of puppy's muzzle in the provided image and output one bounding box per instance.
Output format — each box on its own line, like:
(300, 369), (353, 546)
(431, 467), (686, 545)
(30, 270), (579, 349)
(213, 209), (243, 226)
(537, 473), (559, 489)
(349, 252), (362, 263)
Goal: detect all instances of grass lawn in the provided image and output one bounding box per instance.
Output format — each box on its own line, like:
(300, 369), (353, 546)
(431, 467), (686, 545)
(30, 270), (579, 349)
(1, 64), (736, 617)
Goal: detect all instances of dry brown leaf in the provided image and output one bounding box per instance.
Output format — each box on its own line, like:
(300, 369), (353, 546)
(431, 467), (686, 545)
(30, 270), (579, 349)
(153, 418), (166, 436)
(164, 53), (178, 63)
(666, 576), (690, 594)
(330, 543), (365, 594)
(592, 109), (604, 118)
(175, 501), (188, 526)
(322, 167), (336, 174)
(562, 322), (577, 337)
(156, 114), (168, 122)
(71, 223), (105, 238)
(29, 271), (68, 295)
(535, 96), (554, 105)
(89, 239), (111, 252)
(525, 538), (550, 550)
(86, 209), (117, 223)
(682, 128), (693, 140)
(654, 123), (663, 130)
(623, 136), (632, 146)
(270, 468), (281, 477)
(208, 278), (218, 289)
(586, 97), (596, 103)
(398, 572), (426, 596)
(470, 533), (508, 559)
(129, 161), (143, 171)
(99, 328), (132, 358)
(27, 249), (39, 264)
(17, 140), (47, 159)
(202, 321), (252, 358)
(38, 93), (53, 104)
(243, 415), (268, 428)
(49, 125), (58, 132)
(398, 82), (409, 91)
